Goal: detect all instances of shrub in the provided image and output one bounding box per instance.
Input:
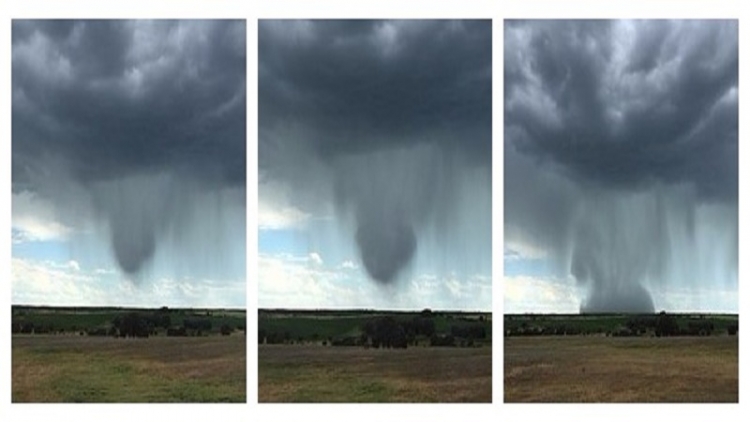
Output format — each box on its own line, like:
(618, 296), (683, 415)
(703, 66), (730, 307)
(183, 318), (212, 332)
(655, 311), (679, 337)
(114, 312), (150, 338)
(430, 334), (455, 347)
(362, 317), (408, 349)
(331, 336), (358, 346)
(167, 327), (187, 337)
(20, 322), (34, 334)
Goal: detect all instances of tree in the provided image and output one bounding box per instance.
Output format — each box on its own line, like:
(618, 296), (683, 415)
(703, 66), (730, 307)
(361, 316), (408, 349)
(655, 311), (679, 337)
(114, 312), (150, 338)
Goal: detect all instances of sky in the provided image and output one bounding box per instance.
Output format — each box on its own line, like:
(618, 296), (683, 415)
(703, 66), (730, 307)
(11, 20), (246, 308)
(505, 20), (738, 314)
(258, 20), (492, 311)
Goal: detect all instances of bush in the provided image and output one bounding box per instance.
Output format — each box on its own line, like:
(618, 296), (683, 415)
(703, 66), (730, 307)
(220, 324), (233, 336)
(362, 317), (407, 349)
(450, 323), (487, 340)
(183, 318), (212, 332)
(728, 323), (738, 336)
(331, 336), (358, 346)
(655, 311), (679, 337)
(686, 320), (714, 336)
(167, 327), (187, 336)
(114, 312), (150, 338)
(430, 334), (455, 347)
(87, 327), (108, 336)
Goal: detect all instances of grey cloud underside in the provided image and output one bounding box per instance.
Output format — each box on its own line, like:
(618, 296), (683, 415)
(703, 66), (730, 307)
(260, 20), (492, 285)
(13, 20), (246, 188)
(505, 20), (738, 312)
(260, 20), (491, 166)
(12, 20), (246, 277)
(506, 20), (737, 201)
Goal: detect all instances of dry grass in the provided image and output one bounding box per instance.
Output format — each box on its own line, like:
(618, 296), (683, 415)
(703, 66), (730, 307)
(258, 345), (491, 402)
(12, 335), (246, 403)
(504, 336), (738, 402)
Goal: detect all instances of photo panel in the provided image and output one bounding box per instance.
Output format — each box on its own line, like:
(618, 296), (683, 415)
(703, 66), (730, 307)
(258, 19), (493, 403)
(11, 19), (247, 403)
(503, 19), (738, 403)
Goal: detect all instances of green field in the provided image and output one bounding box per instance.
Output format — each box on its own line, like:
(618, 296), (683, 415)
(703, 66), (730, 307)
(12, 306), (246, 403)
(505, 335), (738, 402)
(258, 309), (492, 402)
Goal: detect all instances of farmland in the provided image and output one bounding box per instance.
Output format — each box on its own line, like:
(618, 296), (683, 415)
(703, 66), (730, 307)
(504, 313), (738, 402)
(258, 309), (492, 402)
(12, 306), (246, 403)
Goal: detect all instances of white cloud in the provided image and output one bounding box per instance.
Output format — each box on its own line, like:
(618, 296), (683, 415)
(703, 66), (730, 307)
(12, 257), (244, 308)
(504, 274), (738, 314)
(67, 260), (80, 272)
(652, 286), (738, 313)
(340, 260), (358, 270)
(309, 252), (323, 266)
(504, 275), (580, 314)
(12, 258), (107, 306)
(258, 253), (350, 309)
(12, 191), (72, 243)
(504, 240), (548, 261)
(259, 252), (491, 311)
(258, 177), (316, 230)
(258, 199), (310, 230)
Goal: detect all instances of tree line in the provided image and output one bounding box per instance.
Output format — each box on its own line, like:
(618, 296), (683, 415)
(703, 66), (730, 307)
(12, 309), (243, 338)
(505, 312), (738, 337)
(259, 313), (489, 348)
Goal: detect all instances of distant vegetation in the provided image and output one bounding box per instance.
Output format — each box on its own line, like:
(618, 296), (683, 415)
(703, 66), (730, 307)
(505, 311), (738, 337)
(12, 305), (246, 338)
(259, 309), (491, 349)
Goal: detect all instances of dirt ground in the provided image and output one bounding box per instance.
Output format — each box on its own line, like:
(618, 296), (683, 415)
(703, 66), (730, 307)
(259, 345), (492, 402)
(504, 335), (738, 402)
(12, 334), (246, 402)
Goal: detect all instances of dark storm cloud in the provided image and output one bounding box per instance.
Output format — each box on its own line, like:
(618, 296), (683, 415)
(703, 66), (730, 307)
(505, 20), (738, 313)
(13, 20), (246, 189)
(260, 20), (491, 168)
(12, 20), (246, 276)
(506, 20), (738, 201)
(260, 20), (492, 285)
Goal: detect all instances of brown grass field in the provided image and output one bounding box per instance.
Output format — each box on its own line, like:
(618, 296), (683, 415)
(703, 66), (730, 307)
(505, 336), (738, 402)
(12, 335), (246, 402)
(258, 345), (492, 402)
